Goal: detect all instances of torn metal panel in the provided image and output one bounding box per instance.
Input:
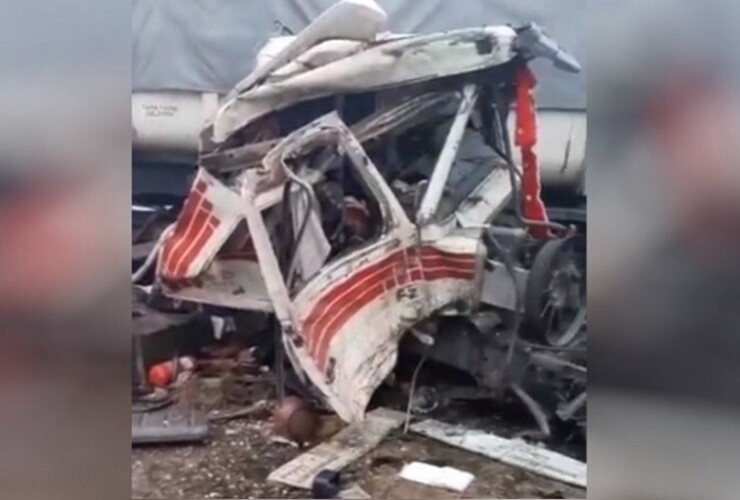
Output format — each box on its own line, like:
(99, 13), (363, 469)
(289, 239), (422, 421)
(154, 169), (277, 311)
(267, 407), (405, 489)
(212, 25), (519, 142)
(201, 90), (458, 173)
(230, 112), (486, 422)
(454, 166), (513, 227)
(350, 91), (459, 145)
(158, 168), (246, 283)
(410, 419), (587, 488)
(481, 260), (528, 311)
(227, 0), (387, 97)
(160, 104), (523, 422)
(270, 116), (420, 421)
(239, 179), (296, 328)
(267, 39), (369, 82)
(200, 138), (280, 172)
(416, 83), (479, 226)
(166, 260), (274, 312)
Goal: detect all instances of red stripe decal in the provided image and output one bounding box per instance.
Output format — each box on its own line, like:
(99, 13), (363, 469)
(313, 281), (387, 365)
(162, 190), (202, 275)
(300, 250), (406, 340)
(312, 266), (475, 370)
(174, 219), (219, 278)
(163, 178), (211, 276)
(310, 269), (392, 362)
(170, 199), (215, 277)
(302, 247), (477, 371)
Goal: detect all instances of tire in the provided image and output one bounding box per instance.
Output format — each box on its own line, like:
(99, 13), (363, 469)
(524, 235), (586, 345)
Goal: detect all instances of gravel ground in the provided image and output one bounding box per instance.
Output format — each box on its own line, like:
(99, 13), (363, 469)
(132, 375), (585, 499)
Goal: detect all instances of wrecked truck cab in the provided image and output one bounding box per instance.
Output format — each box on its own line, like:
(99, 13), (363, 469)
(150, 0), (584, 424)
(162, 111), (487, 422)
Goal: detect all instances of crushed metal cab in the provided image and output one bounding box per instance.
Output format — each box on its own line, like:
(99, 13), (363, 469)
(144, 0), (585, 425)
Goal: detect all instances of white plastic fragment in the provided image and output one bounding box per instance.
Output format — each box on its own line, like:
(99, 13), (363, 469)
(399, 461), (475, 492)
(410, 419), (587, 488)
(211, 316), (226, 340)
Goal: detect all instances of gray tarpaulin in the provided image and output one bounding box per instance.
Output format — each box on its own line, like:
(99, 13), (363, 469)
(133, 0), (585, 109)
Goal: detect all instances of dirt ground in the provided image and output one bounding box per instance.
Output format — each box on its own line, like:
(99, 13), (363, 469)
(132, 376), (585, 499)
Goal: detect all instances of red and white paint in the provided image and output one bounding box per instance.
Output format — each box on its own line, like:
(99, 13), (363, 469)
(157, 114), (490, 422)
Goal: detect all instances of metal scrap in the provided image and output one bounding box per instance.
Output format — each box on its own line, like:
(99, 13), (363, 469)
(410, 418), (587, 488)
(141, 0), (586, 450)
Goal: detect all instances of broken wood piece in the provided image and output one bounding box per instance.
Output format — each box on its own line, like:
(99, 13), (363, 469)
(268, 407), (405, 489)
(399, 461), (475, 492)
(410, 419), (586, 488)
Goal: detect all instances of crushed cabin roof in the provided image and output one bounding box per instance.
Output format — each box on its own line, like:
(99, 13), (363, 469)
(205, 0), (580, 145)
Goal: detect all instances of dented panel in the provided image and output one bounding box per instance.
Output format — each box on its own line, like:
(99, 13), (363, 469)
(212, 25), (518, 142)
(150, 0), (583, 423)
(158, 169), (246, 283)
(170, 112), (486, 421)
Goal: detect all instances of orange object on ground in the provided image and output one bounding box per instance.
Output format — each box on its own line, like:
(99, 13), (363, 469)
(148, 361), (175, 388)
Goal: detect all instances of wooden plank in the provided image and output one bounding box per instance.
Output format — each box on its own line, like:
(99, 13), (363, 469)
(268, 408), (405, 489)
(410, 419), (587, 488)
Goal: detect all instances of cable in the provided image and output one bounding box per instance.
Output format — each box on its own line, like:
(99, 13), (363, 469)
(403, 352), (428, 434)
(281, 158), (319, 287)
(510, 382), (551, 438)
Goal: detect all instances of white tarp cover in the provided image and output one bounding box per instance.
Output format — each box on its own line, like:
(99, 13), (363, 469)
(132, 0), (586, 109)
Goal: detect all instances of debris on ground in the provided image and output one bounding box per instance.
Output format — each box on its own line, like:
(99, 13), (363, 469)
(337, 483), (372, 499)
(272, 395), (321, 445)
(132, 377), (209, 445)
(131, 0), (587, 496)
(399, 461), (475, 492)
(132, 369), (586, 498)
(410, 418), (587, 488)
(268, 408), (405, 489)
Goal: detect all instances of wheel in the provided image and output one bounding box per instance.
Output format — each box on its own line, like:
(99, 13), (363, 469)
(524, 235), (586, 346)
